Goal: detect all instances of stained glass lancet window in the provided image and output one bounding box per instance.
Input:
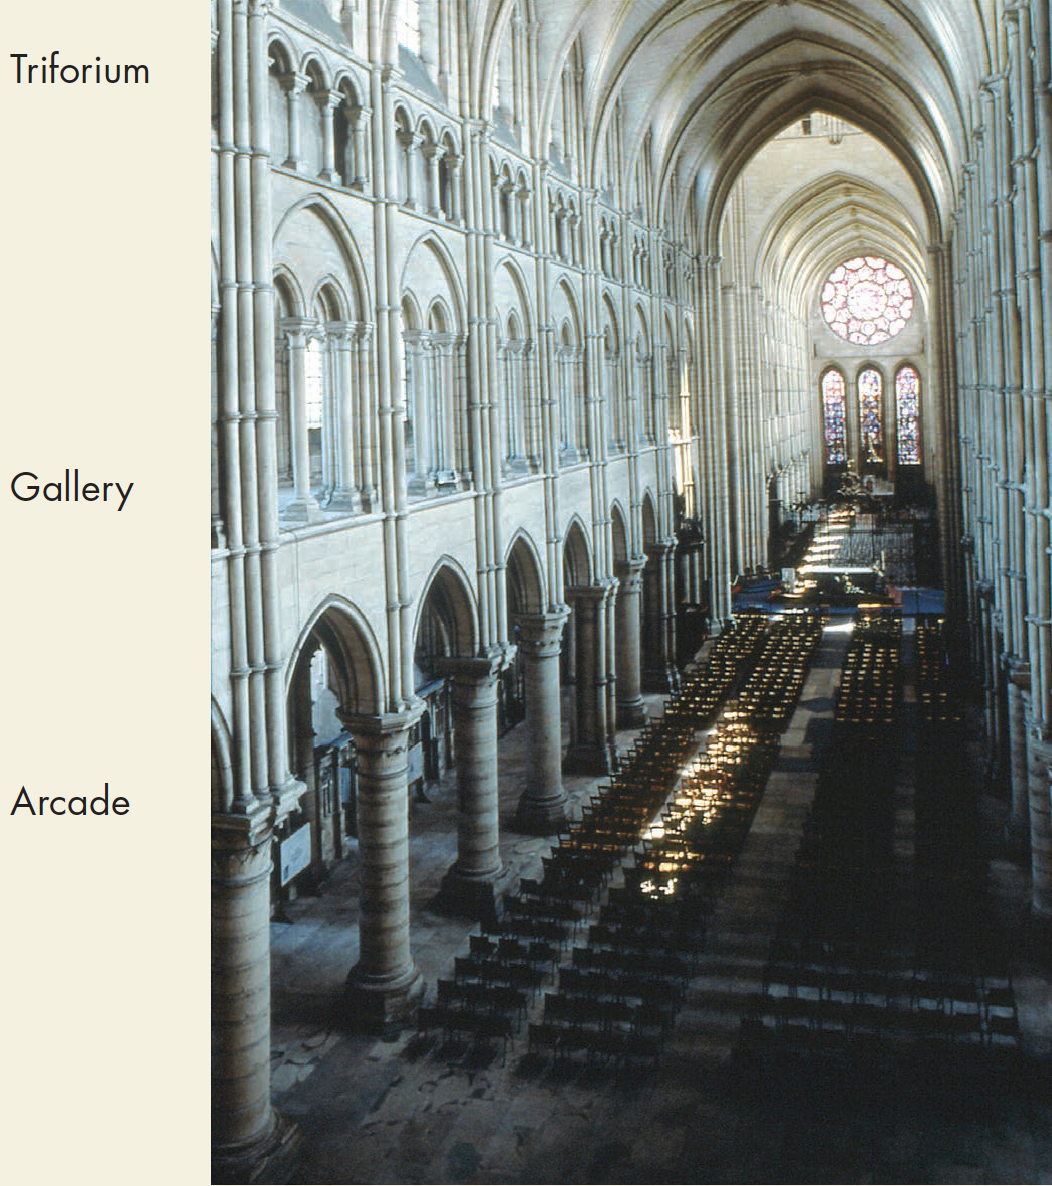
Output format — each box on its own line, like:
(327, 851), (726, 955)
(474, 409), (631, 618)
(822, 368), (847, 465)
(896, 364), (921, 465)
(821, 256), (913, 345)
(858, 367), (884, 460)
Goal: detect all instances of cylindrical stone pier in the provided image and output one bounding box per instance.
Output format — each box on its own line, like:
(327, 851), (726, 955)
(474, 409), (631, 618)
(514, 609), (570, 832)
(564, 585), (618, 774)
(614, 558), (647, 728)
(642, 542), (678, 691)
(435, 652), (515, 918)
(212, 810), (298, 1183)
(337, 706), (424, 1033)
(1027, 727), (1052, 923)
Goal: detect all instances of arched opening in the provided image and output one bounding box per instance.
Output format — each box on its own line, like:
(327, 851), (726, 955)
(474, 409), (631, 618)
(503, 532), (546, 732)
(561, 516), (592, 689)
(561, 516), (615, 773)
(438, 132), (458, 220)
(412, 563), (479, 794)
(281, 601), (384, 900)
(610, 502), (647, 727)
(301, 59), (328, 179)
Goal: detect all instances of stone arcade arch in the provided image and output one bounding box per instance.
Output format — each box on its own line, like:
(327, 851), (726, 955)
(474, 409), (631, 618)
(562, 516), (617, 774)
(505, 530), (570, 833)
(211, 700), (234, 817)
(610, 500), (646, 728)
(640, 488), (677, 692)
(281, 599), (429, 1036)
(413, 560), (514, 917)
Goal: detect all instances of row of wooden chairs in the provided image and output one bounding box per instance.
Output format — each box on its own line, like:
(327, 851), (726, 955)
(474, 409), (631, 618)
(744, 606), (1023, 1068)
(748, 987), (1020, 1052)
(417, 1005), (515, 1063)
(542, 991), (675, 1035)
(744, 608), (905, 1060)
(835, 610), (902, 725)
(418, 611), (799, 1068)
(454, 954), (548, 993)
(560, 963), (685, 1008)
(527, 1021), (662, 1069)
(910, 622), (1020, 1038)
(914, 618), (964, 724)
(736, 610), (823, 730)
(499, 616), (787, 1072)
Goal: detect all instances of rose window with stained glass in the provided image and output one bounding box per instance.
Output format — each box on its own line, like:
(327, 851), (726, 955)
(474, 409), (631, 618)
(821, 256), (913, 345)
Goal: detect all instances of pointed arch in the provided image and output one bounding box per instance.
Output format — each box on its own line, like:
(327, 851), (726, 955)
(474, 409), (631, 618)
(312, 275), (350, 322)
(634, 302), (655, 442)
(272, 193), (372, 317)
(601, 292), (621, 354)
(211, 698), (235, 815)
(563, 515), (593, 587)
(285, 596), (386, 718)
(400, 233), (467, 332)
(427, 297), (452, 334)
(641, 489), (659, 546)
(412, 556), (480, 663)
(273, 266), (306, 319)
(633, 301), (650, 353)
(600, 293), (626, 450)
(492, 255), (536, 337)
(550, 276), (582, 344)
(400, 290), (423, 331)
(610, 501), (629, 565)
(505, 529), (547, 616)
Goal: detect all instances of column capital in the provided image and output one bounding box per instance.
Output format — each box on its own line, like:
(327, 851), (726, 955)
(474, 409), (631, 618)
(645, 539), (675, 561)
(514, 607), (569, 655)
(433, 649), (506, 688)
(279, 316), (316, 346)
(326, 320), (357, 344)
(211, 802), (274, 855)
(279, 70), (309, 96)
(614, 556), (646, 586)
(566, 580), (617, 604)
(336, 701), (425, 747)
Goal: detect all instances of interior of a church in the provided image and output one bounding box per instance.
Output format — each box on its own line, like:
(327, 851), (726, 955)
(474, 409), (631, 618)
(211, 2), (1052, 1181)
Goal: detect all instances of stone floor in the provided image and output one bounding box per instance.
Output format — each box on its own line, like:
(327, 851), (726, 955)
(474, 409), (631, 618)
(268, 625), (1052, 1185)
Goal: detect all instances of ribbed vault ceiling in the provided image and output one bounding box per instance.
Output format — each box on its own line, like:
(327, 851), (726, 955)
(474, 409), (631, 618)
(741, 126), (929, 318)
(489, 0), (995, 242)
